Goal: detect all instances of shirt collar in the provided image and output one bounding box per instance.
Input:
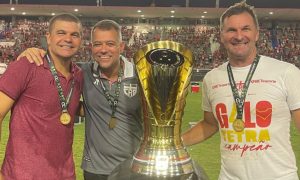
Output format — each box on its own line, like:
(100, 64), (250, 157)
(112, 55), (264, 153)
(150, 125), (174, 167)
(42, 57), (80, 75)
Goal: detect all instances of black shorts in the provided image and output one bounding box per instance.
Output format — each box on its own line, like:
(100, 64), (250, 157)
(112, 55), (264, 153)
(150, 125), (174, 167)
(83, 171), (108, 180)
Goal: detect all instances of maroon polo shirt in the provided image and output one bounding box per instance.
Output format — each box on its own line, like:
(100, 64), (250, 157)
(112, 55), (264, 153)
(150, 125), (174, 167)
(0, 57), (83, 180)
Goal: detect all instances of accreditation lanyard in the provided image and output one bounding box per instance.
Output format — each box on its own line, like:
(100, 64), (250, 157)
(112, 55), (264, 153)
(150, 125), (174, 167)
(46, 54), (75, 113)
(95, 63), (123, 118)
(227, 55), (260, 120)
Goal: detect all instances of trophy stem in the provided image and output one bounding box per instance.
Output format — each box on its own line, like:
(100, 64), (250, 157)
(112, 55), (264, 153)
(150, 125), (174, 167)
(131, 122), (194, 177)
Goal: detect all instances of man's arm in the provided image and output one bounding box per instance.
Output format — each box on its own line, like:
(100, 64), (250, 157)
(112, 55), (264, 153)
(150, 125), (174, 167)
(0, 92), (14, 180)
(0, 91), (14, 140)
(182, 111), (219, 146)
(16, 48), (46, 66)
(292, 108), (300, 133)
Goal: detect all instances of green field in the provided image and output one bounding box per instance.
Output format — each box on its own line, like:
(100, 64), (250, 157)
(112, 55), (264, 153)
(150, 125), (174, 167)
(1, 92), (299, 179)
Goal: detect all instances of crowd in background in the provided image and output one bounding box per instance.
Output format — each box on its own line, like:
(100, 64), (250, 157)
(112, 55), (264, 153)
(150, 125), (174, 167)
(0, 18), (299, 69)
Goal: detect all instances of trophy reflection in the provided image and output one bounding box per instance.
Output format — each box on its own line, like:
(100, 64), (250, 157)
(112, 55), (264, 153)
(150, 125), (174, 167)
(108, 41), (207, 180)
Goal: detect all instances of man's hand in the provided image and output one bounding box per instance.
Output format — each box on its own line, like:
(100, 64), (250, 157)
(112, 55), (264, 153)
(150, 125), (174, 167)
(16, 48), (46, 66)
(292, 109), (300, 133)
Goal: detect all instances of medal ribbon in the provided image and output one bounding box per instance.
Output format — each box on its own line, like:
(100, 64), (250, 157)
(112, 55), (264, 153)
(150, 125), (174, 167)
(95, 62), (123, 118)
(46, 54), (75, 113)
(227, 55), (260, 120)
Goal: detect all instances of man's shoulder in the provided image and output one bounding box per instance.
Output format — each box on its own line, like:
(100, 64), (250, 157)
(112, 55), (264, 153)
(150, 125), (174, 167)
(207, 62), (227, 74)
(75, 61), (90, 69)
(6, 57), (38, 73)
(76, 62), (94, 75)
(260, 55), (295, 69)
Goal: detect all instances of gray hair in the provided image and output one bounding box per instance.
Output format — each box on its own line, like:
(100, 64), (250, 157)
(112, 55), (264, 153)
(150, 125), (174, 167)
(220, 1), (259, 30)
(48, 13), (82, 35)
(91, 19), (122, 42)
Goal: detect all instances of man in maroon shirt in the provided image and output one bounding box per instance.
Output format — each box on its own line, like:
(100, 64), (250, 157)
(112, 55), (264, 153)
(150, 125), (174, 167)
(0, 13), (83, 180)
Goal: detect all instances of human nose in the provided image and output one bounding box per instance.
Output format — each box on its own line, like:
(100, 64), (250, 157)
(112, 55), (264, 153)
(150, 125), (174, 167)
(99, 44), (109, 53)
(64, 34), (74, 42)
(234, 30), (243, 40)
(92, 45), (107, 54)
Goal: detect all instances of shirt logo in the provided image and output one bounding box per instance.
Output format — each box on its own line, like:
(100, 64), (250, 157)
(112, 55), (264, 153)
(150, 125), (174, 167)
(124, 83), (138, 98)
(236, 80), (244, 91)
(94, 79), (100, 86)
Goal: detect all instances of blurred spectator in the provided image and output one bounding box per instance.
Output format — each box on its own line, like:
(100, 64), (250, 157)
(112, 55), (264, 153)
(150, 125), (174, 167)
(0, 18), (299, 68)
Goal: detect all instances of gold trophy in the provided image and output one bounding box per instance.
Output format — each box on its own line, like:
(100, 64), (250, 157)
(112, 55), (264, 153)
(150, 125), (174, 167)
(108, 41), (207, 180)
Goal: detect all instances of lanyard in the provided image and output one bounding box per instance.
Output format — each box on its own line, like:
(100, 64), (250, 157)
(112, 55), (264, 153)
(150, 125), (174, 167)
(227, 55), (260, 119)
(46, 54), (75, 113)
(93, 62), (123, 117)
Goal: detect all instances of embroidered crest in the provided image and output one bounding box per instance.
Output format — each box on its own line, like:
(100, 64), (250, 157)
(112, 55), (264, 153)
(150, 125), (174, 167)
(94, 79), (100, 85)
(124, 83), (138, 97)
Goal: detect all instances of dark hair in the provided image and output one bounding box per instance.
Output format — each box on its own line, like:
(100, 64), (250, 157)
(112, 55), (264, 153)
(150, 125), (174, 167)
(48, 13), (82, 34)
(220, 1), (259, 30)
(91, 19), (122, 41)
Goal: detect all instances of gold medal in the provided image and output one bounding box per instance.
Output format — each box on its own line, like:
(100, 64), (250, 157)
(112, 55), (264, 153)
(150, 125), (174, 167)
(109, 117), (117, 129)
(233, 119), (245, 132)
(60, 112), (71, 125)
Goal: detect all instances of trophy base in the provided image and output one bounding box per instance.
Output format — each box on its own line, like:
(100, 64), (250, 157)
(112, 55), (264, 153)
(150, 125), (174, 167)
(108, 158), (208, 180)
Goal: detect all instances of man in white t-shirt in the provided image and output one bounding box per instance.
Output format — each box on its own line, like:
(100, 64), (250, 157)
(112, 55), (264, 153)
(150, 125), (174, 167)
(182, 1), (300, 180)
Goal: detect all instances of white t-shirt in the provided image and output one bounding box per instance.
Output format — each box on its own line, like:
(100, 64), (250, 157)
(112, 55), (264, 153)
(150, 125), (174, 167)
(203, 55), (300, 180)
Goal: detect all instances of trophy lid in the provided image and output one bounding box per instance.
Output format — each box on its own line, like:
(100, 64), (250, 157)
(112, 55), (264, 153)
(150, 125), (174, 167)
(134, 40), (193, 66)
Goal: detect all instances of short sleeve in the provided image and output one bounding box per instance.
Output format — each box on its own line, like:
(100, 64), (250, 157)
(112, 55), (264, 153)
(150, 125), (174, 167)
(284, 64), (300, 110)
(0, 57), (34, 100)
